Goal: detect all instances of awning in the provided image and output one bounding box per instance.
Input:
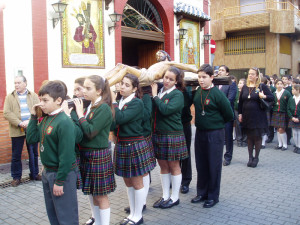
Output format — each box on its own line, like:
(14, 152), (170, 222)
(174, 2), (210, 21)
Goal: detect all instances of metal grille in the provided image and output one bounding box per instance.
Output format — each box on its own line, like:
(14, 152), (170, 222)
(224, 33), (265, 55)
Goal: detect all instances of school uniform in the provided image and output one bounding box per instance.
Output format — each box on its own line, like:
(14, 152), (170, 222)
(152, 88), (188, 161)
(270, 89), (292, 128)
(287, 96), (300, 152)
(27, 110), (79, 225)
(78, 102), (116, 196)
(114, 95), (155, 178)
(193, 85), (233, 202)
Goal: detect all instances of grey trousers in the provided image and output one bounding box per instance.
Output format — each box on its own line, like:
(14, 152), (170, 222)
(42, 169), (79, 225)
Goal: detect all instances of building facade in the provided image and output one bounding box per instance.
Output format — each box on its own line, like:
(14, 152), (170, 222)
(210, 0), (300, 79)
(0, 0), (210, 163)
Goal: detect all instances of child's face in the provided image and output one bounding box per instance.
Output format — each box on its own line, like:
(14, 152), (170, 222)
(238, 80), (245, 90)
(120, 77), (137, 98)
(218, 66), (228, 77)
(39, 94), (62, 114)
(83, 79), (101, 102)
(292, 87), (300, 96)
(276, 81), (284, 90)
(74, 83), (84, 98)
(198, 71), (213, 89)
(163, 71), (177, 91)
(270, 77), (274, 84)
(282, 77), (288, 85)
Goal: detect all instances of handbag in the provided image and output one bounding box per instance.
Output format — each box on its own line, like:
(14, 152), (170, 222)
(259, 84), (273, 111)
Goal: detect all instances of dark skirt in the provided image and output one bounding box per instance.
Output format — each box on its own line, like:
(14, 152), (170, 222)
(288, 120), (300, 129)
(114, 139), (155, 178)
(244, 128), (268, 137)
(80, 148), (116, 196)
(270, 111), (288, 128)
(145, 135), (157, 169)
(152, 131), (188, 161)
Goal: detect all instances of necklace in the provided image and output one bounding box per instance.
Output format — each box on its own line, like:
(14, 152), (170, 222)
(40, 113), (60, 152)
(248, 86), (255, 99)
(200, 88), (211, 116)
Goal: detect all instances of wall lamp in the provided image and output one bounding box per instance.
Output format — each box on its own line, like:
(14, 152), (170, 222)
(202, 33), (212, 47)
(52, 2), (68, 28)
(176, 28), (187, 45)
(108, 13), (122, 35)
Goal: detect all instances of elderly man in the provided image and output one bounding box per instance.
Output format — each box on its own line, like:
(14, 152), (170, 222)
(4, 75), (41, 187)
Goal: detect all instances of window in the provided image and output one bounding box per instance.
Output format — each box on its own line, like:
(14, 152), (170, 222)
(224, 33), (265, 55)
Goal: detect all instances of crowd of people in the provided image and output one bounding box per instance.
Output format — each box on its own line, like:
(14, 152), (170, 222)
(3, 50), (300, 225)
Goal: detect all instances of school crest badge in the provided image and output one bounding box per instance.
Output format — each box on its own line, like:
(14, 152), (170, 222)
(123, 105), (128, 110)
(89, 112), (94, 119)
(205, 99), (210, 105)
(47, 126), (53, 135)
(164, 99), (169, 104)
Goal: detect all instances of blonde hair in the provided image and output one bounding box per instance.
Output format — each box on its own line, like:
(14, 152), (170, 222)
(246, 67), (261, 88)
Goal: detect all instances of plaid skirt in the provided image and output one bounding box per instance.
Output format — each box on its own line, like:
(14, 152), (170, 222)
(114, 139), (155, 178)
(152, 131), (188, 161)
(288, 119), (300, 128)
(144, 135), (156, 169)
(80, 148), (116, 196)
(76, 155), (82, 189)
(270, 112), (288, 128)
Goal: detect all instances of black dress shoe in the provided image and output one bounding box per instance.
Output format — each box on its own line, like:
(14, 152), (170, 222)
(180, 185), (189, 194)
(275, 145), (282, 150)
(223, 160), (231, 166)
(191, 195), (207, 203)
(85, 217), (95, 225)
(261, 145), (265, 149)
(160, 198), (180, 209)
(153, 197), (165, 208)
(124, 204), (146, 214)
(203, 199), (219, 208)
(281, 147), (288, 151)
(127, 217), (144, 225)
(251, 158), (259, 168)
(293, 147), (298, 153)
(120, 218), (129, 225)
(247, 157), (253, 167)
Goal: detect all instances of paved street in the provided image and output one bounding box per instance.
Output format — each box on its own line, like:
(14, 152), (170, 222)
(1, 127), (300, 225)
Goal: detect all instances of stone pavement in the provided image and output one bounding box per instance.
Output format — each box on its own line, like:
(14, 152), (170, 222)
(0, 127), (300, 225)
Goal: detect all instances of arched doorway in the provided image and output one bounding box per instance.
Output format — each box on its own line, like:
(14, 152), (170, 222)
(121, 0), (165, 68)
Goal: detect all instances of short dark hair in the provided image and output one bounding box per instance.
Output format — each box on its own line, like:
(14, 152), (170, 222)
(75, 77), (86, 86)
(197, 64), (214, 76)
(38, 80), (66, 102)
(219, 65), (230, 73)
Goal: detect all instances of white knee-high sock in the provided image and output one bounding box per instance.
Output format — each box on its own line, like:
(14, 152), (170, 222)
(88, 195), (95, 218)
(99, 208), (110, 225)
(295, 129), (300, 148)
(92, 204), (100, 225)
(143, 174), (150, 205)
(262, 134), (267, 146)
(282, 132), (287, 148)
(292, 128), (298, 147)
(277, 132), (283, 147)
(170, 174), (182, 202)
(127, 187), (135, 220)
(161, 173), (171, 200)
(132, 187), (146, 222)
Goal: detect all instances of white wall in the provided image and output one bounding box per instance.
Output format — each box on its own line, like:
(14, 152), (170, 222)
(3, 0), (34, 93)
(46, 0), (117, 97)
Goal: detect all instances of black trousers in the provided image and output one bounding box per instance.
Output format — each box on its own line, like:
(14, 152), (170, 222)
(180, 122), (192, 186)
(194, 128), (224, 201)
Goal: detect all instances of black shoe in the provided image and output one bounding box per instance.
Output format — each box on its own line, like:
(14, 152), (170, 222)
(160, 198), (180, 209)
(275, 145), (282, 150)
(223, 160), (231, 166)
(251, 158), (259, 168)
(180, 185), (189, 194)
(293, 147), (298, 153)
(120, 218), (129, 225)
(261, 145), (265, 149)
(203, 199), (219, 208)
(296, 148), (300, 154)
(266, 138), (273, 143)
(191, 195), (207, 203)
(247, 157), (253, 167)
(282, 147), (288, 151)
(153, 197), (165, 208)
(124, 205), (146, 214)
(126, 217), (144, 225)
(85, 217), (95, 225)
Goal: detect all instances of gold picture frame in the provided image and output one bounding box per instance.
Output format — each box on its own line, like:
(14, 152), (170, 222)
(61, 0), (105, 68)
(180, 19), (200, 69)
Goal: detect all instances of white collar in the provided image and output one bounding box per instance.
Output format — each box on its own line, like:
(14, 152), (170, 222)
(293, 95), (300, 102)
(85, 96), (102, 118)
(275, 89), (284, 95)
(119, 93), (135, 110)
(158, 85), (176, 99)
(49, 108), (62, 115)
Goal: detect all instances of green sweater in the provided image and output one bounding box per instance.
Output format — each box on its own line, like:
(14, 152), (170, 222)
(287, 97), (300, 119)
(114, 98), (144, 137)
(272, 90), (292, 113)
(142, 94), (152, 137)
(193, 86), (234, 130)
(153, 89), (184, 132)
(26, 112), (76, 186)
(78, 103), (112, 149)
(70, 110), (83, 155)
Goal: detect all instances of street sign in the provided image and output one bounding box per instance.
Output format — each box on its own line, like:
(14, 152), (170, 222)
(211, 39), (216, 54)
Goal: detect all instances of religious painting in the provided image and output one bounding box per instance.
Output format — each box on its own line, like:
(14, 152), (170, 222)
(62, 0), (104, 68)
(180, 19), (200, 69)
